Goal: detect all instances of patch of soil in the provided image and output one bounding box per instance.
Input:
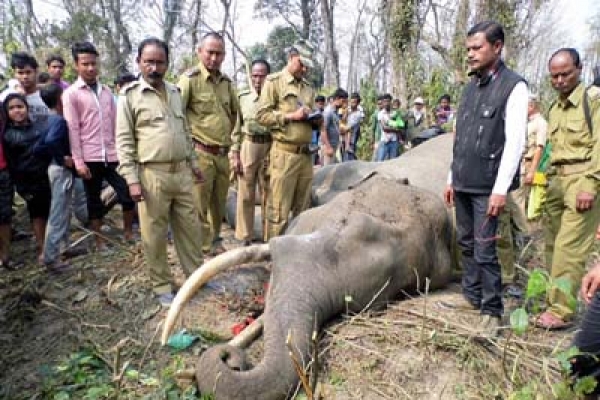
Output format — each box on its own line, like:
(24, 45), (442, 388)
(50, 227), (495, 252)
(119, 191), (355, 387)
(0, 207), (268, 399)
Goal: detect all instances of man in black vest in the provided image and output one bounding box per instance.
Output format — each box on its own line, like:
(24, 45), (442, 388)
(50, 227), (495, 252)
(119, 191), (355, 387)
(443, 21), (528, 336)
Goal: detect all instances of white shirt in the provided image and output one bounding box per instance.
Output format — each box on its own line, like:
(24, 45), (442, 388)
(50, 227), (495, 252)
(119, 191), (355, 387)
(448, 81), (528, 195)
(378, 109), (397, 143)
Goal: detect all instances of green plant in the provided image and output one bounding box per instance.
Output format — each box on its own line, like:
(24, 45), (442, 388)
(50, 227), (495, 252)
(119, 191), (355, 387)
(40, 349), (115, 399)
(508, 269), (597, 398)
(509, 269), (576, 335)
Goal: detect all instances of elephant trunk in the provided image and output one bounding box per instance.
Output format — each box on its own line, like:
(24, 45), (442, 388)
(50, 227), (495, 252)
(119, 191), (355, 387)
(195, 237), (333, 400)
(195, 293), (317, 400)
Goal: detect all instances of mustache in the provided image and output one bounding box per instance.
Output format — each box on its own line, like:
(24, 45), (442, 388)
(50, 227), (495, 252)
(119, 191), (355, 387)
(148, 72), (163, 79)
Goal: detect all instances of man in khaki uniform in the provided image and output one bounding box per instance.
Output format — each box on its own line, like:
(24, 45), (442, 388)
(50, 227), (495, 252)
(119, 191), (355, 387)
(116, 38), (203, 306)
(178, 32), (239, 255)
(231, 59), (272, 245)
(537, 48), (600, 329)
(256, 41), (317, 239)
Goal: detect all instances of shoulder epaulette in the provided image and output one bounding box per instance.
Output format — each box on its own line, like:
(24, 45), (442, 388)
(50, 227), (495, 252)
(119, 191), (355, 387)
(238, 88), (251, 98)
(266, 71), (282, 82)
(221, 73), (232, 83)
(185, 66), (201, 78)
(587, 85), (600, 100)
(120, 80), (140, 95)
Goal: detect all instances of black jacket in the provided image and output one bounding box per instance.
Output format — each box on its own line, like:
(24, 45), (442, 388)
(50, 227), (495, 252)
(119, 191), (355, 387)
(3, 120), (51, 194)
(452, 62), (525, 194)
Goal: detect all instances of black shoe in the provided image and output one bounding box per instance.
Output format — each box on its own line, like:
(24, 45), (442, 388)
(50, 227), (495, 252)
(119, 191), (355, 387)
(503, 284), (523, 299)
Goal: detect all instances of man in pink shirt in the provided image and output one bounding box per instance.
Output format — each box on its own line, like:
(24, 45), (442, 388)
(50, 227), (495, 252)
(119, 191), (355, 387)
(63, 42), (135, 251)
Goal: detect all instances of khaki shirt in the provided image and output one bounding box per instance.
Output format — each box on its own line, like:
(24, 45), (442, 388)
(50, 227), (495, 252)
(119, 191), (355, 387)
(231, 89), (270, 152)
(548, 83), (600, 192)
(178, 62), (239, 147)
(116, 79), (198, 185)
(256, 68), (315, 145)
(524, 112), (548, 160)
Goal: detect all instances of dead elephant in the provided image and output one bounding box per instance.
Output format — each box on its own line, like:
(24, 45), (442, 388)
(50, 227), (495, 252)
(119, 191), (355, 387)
(312, 132), (453, 206)
(224, 133), (453, 237)
(162, 174), (453, 400)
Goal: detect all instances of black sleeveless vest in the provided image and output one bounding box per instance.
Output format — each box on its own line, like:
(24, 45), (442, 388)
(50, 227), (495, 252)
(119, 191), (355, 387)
(452, 61), (525, 194)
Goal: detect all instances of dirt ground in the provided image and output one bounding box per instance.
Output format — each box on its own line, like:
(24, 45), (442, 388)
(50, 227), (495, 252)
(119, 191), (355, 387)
(0, 206), (577, 399)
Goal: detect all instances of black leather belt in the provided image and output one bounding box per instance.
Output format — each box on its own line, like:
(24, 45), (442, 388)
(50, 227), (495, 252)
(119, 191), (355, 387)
(193, 139), (230, 156)
(246, 135), (272, 144)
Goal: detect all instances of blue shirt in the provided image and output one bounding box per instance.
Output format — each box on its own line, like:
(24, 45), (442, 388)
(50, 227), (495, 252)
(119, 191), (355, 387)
(33, 114), (72, 167)
(323, 104), (341, 147)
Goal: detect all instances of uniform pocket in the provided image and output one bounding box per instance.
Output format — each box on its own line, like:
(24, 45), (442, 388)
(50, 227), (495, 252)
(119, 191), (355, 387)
(138, 109), (165, 128)
(281, 91), (299, 113)
(192, 93), (216, 114)
(565, 118), (591, 147)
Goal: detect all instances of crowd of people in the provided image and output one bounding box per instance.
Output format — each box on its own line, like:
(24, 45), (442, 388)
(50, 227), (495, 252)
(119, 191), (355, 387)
(1, 18), (600, 393)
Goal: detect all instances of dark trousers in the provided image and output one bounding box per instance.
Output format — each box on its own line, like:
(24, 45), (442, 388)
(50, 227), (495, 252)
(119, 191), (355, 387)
(83, 162), (135, 220)
(455, 190), (503, 316)
(571, 293), (600, 395)
(343, 125), (361, 162)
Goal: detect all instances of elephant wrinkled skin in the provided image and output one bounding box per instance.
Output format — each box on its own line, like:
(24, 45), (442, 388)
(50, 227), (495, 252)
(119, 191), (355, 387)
(164, 173), (453, 400)
(312, 132), (453, 206)
(224, 133), (454, 238)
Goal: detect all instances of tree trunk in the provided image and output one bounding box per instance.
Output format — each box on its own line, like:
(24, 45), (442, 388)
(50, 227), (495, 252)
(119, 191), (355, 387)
(163, 0), (182, 46)
(320, 0), (339, 88)
(300, 0), (312, 40)
(346, 0), (368, 92)
(451, 0), (469, 84)
(388, 0), (419, 101)
(190, 0), (203, 53)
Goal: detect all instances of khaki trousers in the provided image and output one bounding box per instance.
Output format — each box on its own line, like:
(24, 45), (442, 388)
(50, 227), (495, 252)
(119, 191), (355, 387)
(235, 139), (271, 242)
(511, 176), (531, 233)
(265, 145), (313, 240)
(545, 174), (600, 319)
(497, 193), (520, 284)
(139, 164), (203, 295)
(194, 150), (230, 253)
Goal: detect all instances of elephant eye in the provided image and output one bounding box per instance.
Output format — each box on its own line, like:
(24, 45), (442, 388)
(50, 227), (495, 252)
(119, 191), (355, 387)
(219, 349), (230, 362)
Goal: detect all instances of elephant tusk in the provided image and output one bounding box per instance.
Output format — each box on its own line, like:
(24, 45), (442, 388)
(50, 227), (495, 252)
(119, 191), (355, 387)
(161, 244), (271, 345)
(228, 315), (264, 349)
